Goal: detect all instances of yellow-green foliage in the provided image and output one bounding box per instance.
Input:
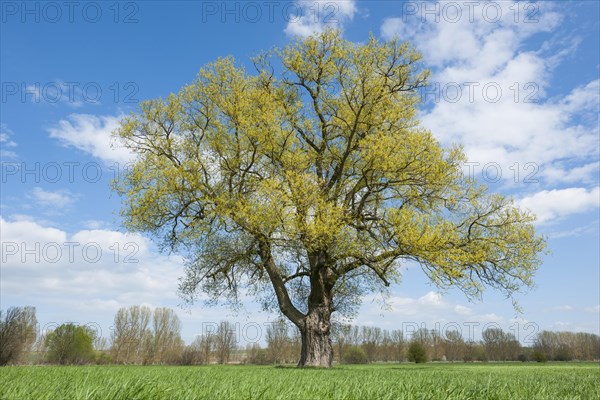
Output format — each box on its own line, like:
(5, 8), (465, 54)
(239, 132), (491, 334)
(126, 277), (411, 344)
(114, 29), (545, 310)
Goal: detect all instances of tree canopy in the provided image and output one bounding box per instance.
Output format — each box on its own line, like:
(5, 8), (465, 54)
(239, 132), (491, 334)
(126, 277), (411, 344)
(115, 29), (545, 367)
(45, 323), (95, 365)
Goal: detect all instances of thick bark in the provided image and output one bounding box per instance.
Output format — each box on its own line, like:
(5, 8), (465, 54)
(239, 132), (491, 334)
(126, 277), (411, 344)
(298, 306), (333, 367)
(298, 258), (335, 368)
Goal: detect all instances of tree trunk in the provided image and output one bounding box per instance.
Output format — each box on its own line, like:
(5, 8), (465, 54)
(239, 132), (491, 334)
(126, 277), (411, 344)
(297, 254), (336, 368)
(298, 306), (333, 367)
(260, 241), (335, 368)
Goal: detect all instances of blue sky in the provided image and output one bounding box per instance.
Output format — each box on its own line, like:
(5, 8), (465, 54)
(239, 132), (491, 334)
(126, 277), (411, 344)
(1, 1), (599, 345)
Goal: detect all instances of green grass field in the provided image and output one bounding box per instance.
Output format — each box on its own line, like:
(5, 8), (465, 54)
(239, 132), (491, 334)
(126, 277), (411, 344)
(1, 363), (599, 399)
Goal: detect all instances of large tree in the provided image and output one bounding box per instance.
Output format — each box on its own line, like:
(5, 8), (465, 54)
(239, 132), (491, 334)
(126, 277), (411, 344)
(115, 30), (545, 367)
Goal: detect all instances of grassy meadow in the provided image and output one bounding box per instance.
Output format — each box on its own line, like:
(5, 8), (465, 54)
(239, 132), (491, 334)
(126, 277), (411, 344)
(1, 362), (599, 399)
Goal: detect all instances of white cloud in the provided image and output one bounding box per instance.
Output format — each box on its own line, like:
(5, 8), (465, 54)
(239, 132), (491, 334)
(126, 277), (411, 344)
(47, 114), (134, 164)
(381, 2), (561, 69)
(541, 162), (600, 185)
(0, 213), (234, 343)
(518, 187), (600, 224)
(24, 80), (89, 108)
(285, 0), (357, 37)
(30, 187), (78, 209)
(71, 228), (150, 256)
(82, 220), (109, 230)
(417, 291), (445, 307)
(585, 305), (600, 313)
(547, 221), (599, 239)
(1, 123), (18, 159)
(0, 124), (17, 147)
(454, 304), (473, 316)
(73, 299), (123, 312)
(381, 2), (599, 187)
(385, 291), (455, 316)
(0, 216), (67, 244)
(545, 305), (574, 312)
(0, 216), (182, 305)
(472, 313), (505, 324)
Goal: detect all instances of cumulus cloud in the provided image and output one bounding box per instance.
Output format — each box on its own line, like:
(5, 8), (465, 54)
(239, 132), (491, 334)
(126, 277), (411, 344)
(0, 123), (18, 159)
(47, 114), (134, 164)
(518, 187), (600, 224)
(0, 216), (67, 244)
(0, 216), (182, 304)
(454, 304), (474, 316)
(1, 214), (274, 342)
(382, 291), (466, 317)
(542, 162), (600, 185)
(82, 220), (109, 230)
(547, 221), (599, 239)
(30, 187), (78, 210)
(24, 80), (92, 108)
(381, 2), (599, 187)
(285, 0), (357, 37)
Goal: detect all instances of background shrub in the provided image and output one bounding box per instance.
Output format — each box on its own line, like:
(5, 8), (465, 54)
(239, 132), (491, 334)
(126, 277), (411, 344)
(45, 324), (95, 365)
(407, 342), (427, 363)
(343, 346), (368, 364)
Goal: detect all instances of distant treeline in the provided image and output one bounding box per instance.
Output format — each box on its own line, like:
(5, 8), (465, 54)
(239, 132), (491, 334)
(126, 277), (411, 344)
(1, 306), (599, 365)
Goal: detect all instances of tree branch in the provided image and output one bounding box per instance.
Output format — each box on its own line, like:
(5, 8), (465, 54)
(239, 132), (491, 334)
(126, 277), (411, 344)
(258, 239), (306, 326)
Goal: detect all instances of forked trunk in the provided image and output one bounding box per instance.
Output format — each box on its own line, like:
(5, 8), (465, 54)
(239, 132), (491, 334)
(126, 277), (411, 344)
(298, 306), (333, 368)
